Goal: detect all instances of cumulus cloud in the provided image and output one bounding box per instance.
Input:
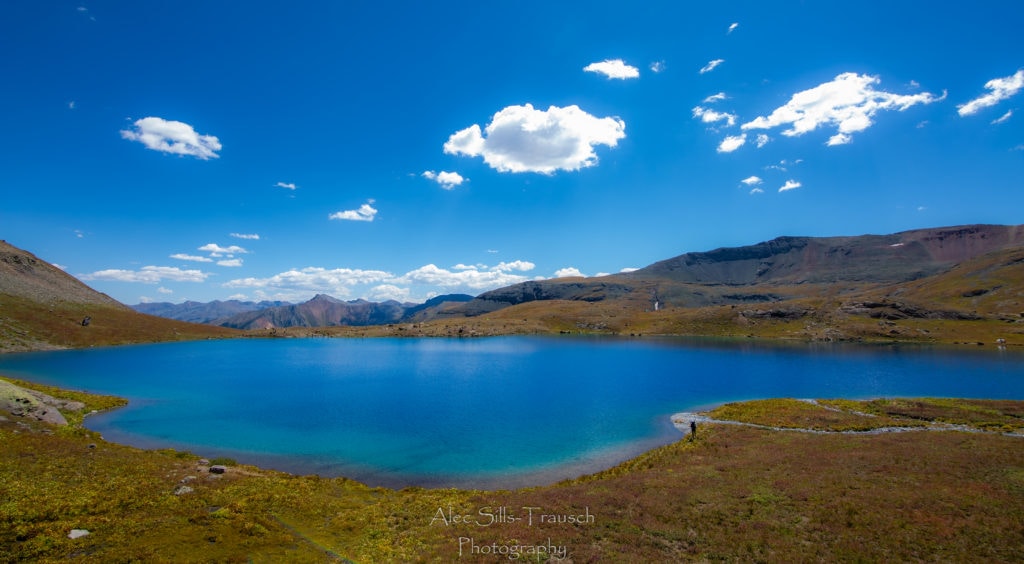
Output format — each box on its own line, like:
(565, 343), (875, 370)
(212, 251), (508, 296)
(443, 104), (626, 174)
(741, 73), (944, 146)
(329, 201), (378, 222)
(755, 134), (770, 148)
(396, 263), (534, 290)
(703, 92), (727, 103)
(120, 117), (221, 159)
(171, 253), (213, 263)
(619, 267), (639, 273)
(741, 176), (763, 186)
(198, 243), (248, 257)
(717, 134), (746, 153)
(584, 59), (640, 80)
(82, 266), (210, 284)
(230, 233), (260, 240)
(157, 287), (173, 294)
(750, 187), (765, 195)
(368, 284), (411, 302)
(275, 182), (297, 190)
(223, 260), (541, 302)
(778, 180), (802, 192)
(700, 59), (724, 74)
(649, 61), (666, 73)
(958, 70), (1024, 116)
(493, 260), (536, 272)
(727, 22), (739, 34)
(225, 267), (393, 294)
(554, 267), (584, 278)
(693, 106), (737, 127)
(422, 170), (466, 190)
(217, 259), (243, 267)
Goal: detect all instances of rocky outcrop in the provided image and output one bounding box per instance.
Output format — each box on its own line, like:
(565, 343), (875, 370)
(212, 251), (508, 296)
(840, 301), (983, 321)
(0, 378), (83, 425)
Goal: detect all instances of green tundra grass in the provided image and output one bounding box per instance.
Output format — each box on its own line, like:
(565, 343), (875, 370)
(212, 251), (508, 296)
(3, 377), (1023, 562)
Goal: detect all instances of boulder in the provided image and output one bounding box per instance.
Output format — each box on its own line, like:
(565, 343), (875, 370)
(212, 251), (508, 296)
(209, 465), (227, 474)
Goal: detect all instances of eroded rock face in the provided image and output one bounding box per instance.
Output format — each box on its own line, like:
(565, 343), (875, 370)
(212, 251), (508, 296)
(0, 379), (82, 425)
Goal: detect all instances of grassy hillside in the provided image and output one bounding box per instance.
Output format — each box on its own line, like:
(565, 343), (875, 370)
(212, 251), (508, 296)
(0, 240), (238, 352)
(3, 379), (1023, 562)
(0, 293), (239, 353)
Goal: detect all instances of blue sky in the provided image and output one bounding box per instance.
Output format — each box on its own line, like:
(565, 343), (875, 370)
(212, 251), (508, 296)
(2, 1), (1022, 305)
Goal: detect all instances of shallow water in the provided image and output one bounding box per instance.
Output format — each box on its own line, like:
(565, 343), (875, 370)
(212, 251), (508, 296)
(0, 336), (1021, 488)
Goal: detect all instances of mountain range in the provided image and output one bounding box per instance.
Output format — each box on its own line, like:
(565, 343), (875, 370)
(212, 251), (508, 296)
(131, 294), (476, 329)
(2, 224), (1022, 351)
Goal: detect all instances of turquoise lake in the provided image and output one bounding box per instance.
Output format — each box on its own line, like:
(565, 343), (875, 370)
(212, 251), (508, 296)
(1, 336), (1022, 488)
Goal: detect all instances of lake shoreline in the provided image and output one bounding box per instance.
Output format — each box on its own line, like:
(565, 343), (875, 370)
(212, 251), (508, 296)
(4, 382), (1024, 561)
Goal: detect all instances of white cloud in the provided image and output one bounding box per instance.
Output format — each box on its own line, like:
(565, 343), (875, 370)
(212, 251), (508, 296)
(703, 92), (727, 103)
(422, 170), (466, 190)
(120, 117), (221, 159)
(493, 260), (536, 272)
(368, 284), (411, 302)
(217, 258), (243, 267)
(230, 233), (260, 240)
(717, 134), (746, 153)
(275, 182), (297, 190)
(225, 267), (393, 295)
(727, 23), (739, 34)
(554, 267), (584, 278)
(750, 187), (765, 195)
(82, 266), (210, 284)
(68, 101), (76, 110)
(958, 70), (1024, 116)
(157, 287), (173, 294)
(778, 180), (802, 192)
(198, 243), (248, 257)
(741, 176), (763, 186)
(444, 104), (626, 174)
(329, 201), (378, 222)
(692, 106), (737, 127)
(699, 59), (724, 74)
(396, 263), (536, 290)
(584, 59), (640, 80)
(619, 267), (639, 273)
(222, 259), (541, 302)
(992, 110), (1013, 125)
(741, 73), (943, 146)
(649, 61), (666, 73)
(755, 134), (770, 148)
(827, 133), (852, 146)
(171, 253), (214, 263)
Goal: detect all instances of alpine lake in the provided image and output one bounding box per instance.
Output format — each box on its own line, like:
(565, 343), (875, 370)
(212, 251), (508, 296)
(1, 335), (1022, 489)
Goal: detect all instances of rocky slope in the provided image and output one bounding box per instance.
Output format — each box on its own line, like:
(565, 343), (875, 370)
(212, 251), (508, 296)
(0, 240), (237, 352)
(453, 224), (1024, 315)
